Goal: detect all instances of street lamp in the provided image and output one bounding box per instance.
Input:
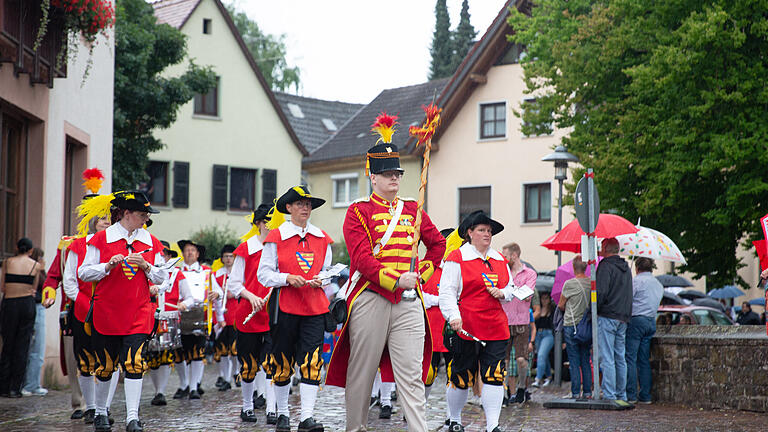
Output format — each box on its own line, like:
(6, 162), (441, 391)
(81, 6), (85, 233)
(541, 145), (579, 387)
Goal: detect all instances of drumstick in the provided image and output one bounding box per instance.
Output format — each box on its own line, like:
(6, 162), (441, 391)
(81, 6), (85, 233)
(242, 288), (273, 325)
(164, 302), (179, 309)
(460, 329), (487, 347)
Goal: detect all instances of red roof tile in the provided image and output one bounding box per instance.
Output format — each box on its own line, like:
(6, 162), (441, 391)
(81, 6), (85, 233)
(151, 0), (201, 29)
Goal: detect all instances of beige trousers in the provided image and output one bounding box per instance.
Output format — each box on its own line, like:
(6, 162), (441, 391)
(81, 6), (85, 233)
(345, 291), (427, 432)
(63, 336), (85, 410)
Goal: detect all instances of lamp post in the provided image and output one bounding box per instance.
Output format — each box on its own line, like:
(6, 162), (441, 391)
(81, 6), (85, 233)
(541, 145), (579, 387)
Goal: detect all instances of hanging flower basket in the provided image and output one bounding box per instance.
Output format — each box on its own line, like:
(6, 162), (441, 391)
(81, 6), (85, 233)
(34, 0), (115, 73)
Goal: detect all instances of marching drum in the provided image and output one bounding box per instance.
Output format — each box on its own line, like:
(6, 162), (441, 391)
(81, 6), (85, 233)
(148, 310), (181, 352)
(180, 303), (207, 336)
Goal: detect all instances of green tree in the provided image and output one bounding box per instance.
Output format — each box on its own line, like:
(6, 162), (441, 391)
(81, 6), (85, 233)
(429, 0), (454, 80)
(191, 223), (239, 264)
(225, 4), (300, 92)
(451, 0), (476, 71)
(112, 0), (216, 190)
(509, 0), (768, 288)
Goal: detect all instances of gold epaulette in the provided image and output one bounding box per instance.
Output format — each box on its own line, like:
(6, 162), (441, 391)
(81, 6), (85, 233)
(57, 235), (79, 251)
(399, 196), (417, 202)
(351, 196), (371, 204)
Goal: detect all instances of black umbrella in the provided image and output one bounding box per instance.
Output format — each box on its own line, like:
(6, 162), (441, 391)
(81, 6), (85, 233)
(656, 274), (694, 287)
(536, 272), (555, 292)
(692, 297), (727, 313)
(678, 289), (706, 300)
(661, 291), (686, 306)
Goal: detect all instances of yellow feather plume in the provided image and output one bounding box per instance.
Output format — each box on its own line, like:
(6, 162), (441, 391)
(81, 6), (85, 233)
(83, 177), (103, 194)
(76, 194), (114, 237)
(265, 204), (285, 231)
(211, 258), (223, 273)
(443, 228), (463, 260)
(239, 213), (261, 242)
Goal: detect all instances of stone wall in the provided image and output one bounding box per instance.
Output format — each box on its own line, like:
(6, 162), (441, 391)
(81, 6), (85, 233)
(651, 325), (768, 412)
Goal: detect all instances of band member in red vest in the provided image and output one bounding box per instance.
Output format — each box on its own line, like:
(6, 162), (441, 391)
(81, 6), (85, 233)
(78, 191), (167, 432)
(326, 116), (445, 432)
(226, 204), (276, 423)
(439, 210), (526, 432)
(211, 244), (238, 392)
(62, 193), (115, 424)
(258, 187), (332, 432)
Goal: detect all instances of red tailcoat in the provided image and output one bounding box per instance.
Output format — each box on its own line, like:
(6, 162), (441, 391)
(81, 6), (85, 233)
(233, 239), (270, 333)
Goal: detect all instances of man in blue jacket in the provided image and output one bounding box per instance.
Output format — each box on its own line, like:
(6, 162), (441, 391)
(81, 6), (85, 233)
(596, 238), (633, 402)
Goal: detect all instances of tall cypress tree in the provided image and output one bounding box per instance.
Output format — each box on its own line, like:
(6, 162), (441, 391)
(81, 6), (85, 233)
(451, 0), (476, 70)
(428, 0), (453, 80)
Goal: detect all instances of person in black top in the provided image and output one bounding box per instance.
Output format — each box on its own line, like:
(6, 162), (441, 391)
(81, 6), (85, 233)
(532, 291), (555, 387)
(736, 302), (761, 325)
(0, 238), (45, 397)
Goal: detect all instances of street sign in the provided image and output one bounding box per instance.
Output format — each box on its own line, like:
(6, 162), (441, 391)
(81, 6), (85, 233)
(574, 173), (600, 234)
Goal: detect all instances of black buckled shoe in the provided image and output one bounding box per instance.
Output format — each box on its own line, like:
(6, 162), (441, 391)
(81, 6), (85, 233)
(189, 389), (201, 399)
(448, 422), (465, 432)
(379, 405), (392, 419)
(173, 386), (189, 399)
(93, 414), (111, 432)
(240, 409), (258, 422)
(215, 377), (225, 388)
(253, 394), (266, 409)
(71, 409), (85, 419)
(266, 412), (277, 424)
(151, 393), (167, 406)
(126, 419), (143, 432)
(297, 416), (323, 432)
(491, 427), (502, 432)
(218, 381), (231, 391)
(276, 414), (290, 432)
(196, 384), (205, 395)
(83, 409), (96, 423)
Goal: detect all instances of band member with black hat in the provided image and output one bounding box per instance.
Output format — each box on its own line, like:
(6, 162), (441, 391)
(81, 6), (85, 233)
(211, 244), (238, 392)
(226, 203), (278, 423)
(78, 191), (167, 432)
(175, 239), (218, 399)
(326, 113), (446, 432)
(258, 187), (333, 432)
(438, 210), (526, 432)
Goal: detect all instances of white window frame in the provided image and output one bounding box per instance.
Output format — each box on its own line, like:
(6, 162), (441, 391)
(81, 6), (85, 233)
(520, 181), (553, 226)
(456, 184), (493, 225)
(477, 100), (507, 142)
(331, 173), (359, 208)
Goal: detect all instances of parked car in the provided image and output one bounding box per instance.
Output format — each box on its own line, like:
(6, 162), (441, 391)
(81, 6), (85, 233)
(657, 305), (733, 326)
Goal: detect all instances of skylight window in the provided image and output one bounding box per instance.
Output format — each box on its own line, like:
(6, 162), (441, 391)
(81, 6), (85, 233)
(322, 118), (337, 131)
(287, 103), (304, 118)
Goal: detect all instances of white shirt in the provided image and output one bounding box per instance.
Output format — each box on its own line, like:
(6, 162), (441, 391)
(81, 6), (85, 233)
(62, 234), (94, 301)
(257, 221), (332, 288)
(78, 222), (167, 285)
(438, 243), (519, 323)
(211, 266), (231, 322)
(228, 236), (265, 298)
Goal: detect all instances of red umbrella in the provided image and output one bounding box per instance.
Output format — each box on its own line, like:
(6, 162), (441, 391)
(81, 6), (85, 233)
(541, 214), (639, 253)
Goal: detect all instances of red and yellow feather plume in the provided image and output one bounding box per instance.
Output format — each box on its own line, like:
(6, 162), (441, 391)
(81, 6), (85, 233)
(370, 113), (399, 144)
(409, 103), (442, 146)
(82, 167), (105, 194)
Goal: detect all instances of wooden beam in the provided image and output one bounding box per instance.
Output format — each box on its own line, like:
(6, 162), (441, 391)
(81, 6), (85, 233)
(469, 73), (487, 84)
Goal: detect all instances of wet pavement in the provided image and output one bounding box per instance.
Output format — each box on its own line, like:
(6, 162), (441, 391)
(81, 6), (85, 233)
(1, 365), (764, 431)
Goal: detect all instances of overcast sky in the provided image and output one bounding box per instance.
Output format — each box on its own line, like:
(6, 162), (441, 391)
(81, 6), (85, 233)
(230, 0), (508, 104)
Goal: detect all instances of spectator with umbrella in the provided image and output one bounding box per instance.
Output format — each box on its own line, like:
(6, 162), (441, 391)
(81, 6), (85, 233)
(736, 302), (761, 325)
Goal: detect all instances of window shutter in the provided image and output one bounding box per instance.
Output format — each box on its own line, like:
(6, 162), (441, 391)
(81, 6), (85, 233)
(261, 169), (277, 205)
(172, 162), (189, 208)
(212, 165), (228, 210)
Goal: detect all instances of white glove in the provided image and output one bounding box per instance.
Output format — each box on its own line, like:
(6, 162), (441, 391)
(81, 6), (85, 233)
(422, 293), (440, 309)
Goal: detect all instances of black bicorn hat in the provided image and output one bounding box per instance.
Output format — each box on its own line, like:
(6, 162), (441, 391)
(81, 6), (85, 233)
(160, 240), (178, 258)
(112, 190), (159, 214)
(252, 203), (273, 223)
(275, 186), (326, 214)
(366, 143), (404, 175)
(458, 210), (504, 240)
(177, 239), (206, 263)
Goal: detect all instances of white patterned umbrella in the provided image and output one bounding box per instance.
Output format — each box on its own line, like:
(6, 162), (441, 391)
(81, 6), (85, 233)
(616, 225), (687, 264)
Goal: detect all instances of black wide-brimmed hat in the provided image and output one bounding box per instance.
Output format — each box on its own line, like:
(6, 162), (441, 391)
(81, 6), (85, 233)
(252, 203), (273, 223)
(439, 228), (455, 238)
(112, 190), (159, 214)
(458, 210), (504, 240)
(177, 239), (206, 263)
(276, 186), (325, 214)
(160, 240), (178, 258)
(366, 143), (404, 175)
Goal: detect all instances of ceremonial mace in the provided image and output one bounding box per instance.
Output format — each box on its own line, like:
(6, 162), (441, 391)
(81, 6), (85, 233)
(403, 99), (442, 301)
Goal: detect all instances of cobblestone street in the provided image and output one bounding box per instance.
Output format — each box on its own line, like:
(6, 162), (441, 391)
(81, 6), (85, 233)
(0, 366), (763, 432)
